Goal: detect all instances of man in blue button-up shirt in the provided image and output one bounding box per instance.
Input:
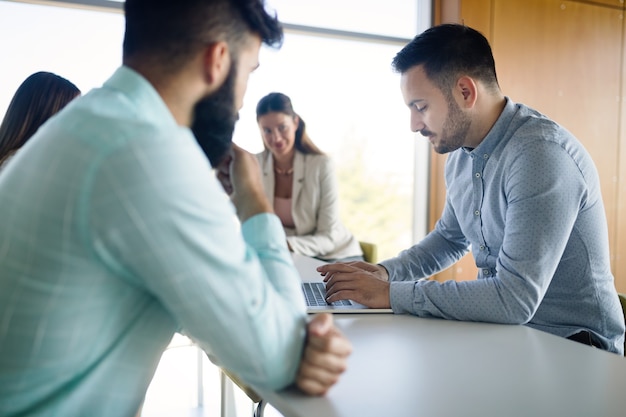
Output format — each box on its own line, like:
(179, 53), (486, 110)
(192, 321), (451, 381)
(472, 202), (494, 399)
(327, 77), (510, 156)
(321, 24), (624, 355)
(0, 1), (352, 416)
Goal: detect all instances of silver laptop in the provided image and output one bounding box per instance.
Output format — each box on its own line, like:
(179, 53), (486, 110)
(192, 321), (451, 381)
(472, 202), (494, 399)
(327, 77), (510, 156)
(293, 253), (393, 314)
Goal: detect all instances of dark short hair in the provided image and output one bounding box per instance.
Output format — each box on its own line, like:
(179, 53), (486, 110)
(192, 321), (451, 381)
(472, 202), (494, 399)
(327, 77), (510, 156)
(123, 0), (283, 72)
(256, 92), (323, 155)
(392, 24), (499, 92)
(0, 72), (80, 165)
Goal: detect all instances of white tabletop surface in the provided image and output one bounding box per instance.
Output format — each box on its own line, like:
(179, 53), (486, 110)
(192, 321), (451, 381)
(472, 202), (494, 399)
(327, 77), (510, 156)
(253, 255), (626, 417)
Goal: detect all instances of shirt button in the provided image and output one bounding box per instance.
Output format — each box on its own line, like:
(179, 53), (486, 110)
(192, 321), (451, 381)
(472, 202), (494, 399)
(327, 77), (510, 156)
(474, 210), (480, 216)
(479, 245), (485, 250)
(483, 269), (490, 275)
(483, 154), (489, 159)
(475, 172), (481, 178)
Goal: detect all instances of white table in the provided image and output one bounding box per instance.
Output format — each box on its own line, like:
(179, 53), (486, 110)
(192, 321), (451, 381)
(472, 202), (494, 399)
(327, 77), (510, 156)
(252, 255), (626, 417)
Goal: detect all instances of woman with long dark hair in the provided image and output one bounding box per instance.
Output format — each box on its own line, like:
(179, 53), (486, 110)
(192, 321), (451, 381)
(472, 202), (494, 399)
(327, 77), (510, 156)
(0, 71), (80, 167)
(255, 92), (363, 262)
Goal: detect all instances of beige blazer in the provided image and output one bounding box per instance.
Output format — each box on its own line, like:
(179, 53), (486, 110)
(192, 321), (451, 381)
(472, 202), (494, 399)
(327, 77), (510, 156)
(256, 150), (362, 261)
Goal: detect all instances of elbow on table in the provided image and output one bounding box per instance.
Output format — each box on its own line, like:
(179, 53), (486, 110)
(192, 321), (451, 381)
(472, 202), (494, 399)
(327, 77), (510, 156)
(498, 299), (539, 325)
(252, 355), (301, 392)
(270, 370), (299, 392)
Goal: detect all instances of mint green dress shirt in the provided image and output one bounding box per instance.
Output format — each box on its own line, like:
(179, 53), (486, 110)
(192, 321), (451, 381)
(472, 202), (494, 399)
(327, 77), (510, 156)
(0, 67), (307, 417)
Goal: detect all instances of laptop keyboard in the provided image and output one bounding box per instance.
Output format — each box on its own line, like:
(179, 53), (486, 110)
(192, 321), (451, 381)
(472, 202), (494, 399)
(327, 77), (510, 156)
(302, 282), (352, 307)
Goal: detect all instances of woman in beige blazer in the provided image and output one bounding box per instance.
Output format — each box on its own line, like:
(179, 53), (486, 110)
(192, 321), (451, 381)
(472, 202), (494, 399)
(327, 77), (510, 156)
(255, 92), (362, 262)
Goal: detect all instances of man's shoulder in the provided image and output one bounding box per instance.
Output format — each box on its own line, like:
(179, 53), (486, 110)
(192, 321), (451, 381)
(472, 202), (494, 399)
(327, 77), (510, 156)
(69, 66), (179, 145)
(508, 102), (566, 141)
(58, 83), (188, 156)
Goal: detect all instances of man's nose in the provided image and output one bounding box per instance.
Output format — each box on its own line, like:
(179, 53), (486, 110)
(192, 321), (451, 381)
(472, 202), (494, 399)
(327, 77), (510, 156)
(411, 114), (425, 133)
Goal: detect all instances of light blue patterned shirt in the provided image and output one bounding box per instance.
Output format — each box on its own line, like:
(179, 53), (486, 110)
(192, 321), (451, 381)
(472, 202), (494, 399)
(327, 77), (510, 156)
(0, 67), (307, 416)
(382, 98), (625, 354)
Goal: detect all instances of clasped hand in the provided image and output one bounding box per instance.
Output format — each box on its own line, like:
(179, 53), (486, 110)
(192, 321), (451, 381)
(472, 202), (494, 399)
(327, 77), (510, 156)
(296, 313), (352, 395)
(317, 261), (391, 309)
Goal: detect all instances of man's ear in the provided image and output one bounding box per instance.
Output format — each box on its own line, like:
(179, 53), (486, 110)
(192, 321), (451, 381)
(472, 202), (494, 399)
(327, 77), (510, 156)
(203, 41), (230, 92)
(456, 76), (478, 109)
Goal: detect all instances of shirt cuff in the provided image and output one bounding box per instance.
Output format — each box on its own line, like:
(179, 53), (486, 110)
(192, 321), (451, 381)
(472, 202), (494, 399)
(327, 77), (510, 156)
(241, 213), (288, 250)
(380, 259), (401, 281)
(390, 281), (423, 315)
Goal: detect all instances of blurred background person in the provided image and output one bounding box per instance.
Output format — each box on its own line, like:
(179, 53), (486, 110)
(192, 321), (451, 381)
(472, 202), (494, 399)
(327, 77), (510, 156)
(0, 71), (80, 168)
(255, 92), (363, 262)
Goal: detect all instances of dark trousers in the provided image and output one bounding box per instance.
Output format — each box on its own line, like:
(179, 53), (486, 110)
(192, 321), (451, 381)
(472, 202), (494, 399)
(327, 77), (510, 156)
(567, 330), (602, 348)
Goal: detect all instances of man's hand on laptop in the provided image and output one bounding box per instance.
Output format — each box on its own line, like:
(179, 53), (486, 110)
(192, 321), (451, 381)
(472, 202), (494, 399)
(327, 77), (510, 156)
(318, 263), (391, 309)
(296, 313), (352, 395)
(324, 261), (389, 281)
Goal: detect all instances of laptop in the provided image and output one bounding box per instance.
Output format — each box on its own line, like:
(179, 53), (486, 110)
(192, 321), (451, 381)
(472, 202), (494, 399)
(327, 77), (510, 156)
(293, 253), (393, 314)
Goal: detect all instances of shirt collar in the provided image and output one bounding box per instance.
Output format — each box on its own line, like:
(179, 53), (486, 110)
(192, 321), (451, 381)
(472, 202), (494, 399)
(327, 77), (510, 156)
(103, 66), (178, 129)
(466, 97), (518, 157)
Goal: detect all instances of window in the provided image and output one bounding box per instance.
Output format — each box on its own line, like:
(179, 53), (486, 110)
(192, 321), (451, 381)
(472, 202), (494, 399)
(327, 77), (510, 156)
(266, 0), (418, 38)
(0, 0), (430, 261)
(0, 1), (123, 112)
(235, 32), (418, 260)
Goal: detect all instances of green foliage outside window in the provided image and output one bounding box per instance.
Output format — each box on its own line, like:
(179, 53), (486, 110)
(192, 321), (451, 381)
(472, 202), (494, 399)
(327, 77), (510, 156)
(334, 138), (412, 262)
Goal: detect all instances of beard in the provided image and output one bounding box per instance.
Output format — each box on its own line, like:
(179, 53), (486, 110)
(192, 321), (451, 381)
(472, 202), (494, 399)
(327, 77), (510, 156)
(191, 61), (238, 167)
(432, 94), (472, 154)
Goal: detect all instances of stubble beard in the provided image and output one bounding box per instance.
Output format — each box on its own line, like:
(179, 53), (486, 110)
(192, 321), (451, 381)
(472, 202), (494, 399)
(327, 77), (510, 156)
(432, 95), (472, 154)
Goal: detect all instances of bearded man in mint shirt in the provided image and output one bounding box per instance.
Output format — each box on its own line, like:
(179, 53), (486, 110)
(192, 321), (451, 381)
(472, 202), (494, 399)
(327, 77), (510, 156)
(0, 1), (352, 416)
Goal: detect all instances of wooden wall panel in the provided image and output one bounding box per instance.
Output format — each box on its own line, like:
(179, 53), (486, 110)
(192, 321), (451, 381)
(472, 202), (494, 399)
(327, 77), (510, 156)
(587, 0), (625, 9)
(460, 0), (492, 34)
(436, 0), (460, 23)
(613, 6), (624, 294)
